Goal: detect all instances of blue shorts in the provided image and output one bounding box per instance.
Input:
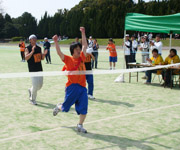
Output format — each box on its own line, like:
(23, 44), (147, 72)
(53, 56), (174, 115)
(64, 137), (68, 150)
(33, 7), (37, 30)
(109, 56), (117, 62)
(61, 84), (88, 115)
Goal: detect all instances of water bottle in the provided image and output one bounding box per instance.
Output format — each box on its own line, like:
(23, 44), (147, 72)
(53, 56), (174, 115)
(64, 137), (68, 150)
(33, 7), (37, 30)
(152, 60), (155, 66)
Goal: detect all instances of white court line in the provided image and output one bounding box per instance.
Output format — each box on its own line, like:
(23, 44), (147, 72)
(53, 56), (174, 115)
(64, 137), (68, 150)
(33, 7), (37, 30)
(0, 63), (180, 79)
(0, 103), (180, 143)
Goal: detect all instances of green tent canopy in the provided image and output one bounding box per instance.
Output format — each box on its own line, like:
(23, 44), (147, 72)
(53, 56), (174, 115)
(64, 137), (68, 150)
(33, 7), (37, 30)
(125, 13), (180, 34)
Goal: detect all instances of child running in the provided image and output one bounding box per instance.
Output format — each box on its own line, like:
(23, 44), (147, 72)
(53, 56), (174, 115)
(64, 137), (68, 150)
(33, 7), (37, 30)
(52, 27), (88, 133)
(106, 38), (117, 70)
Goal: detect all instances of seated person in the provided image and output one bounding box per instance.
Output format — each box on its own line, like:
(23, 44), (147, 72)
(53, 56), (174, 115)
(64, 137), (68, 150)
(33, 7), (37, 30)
(162, 49), (180, 86)
(145, 49), (164, 84)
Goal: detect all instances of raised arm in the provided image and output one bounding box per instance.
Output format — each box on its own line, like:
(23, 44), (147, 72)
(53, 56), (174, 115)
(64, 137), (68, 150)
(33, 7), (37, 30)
(80, 27), (88, 56)
(52, 35), (64, 61)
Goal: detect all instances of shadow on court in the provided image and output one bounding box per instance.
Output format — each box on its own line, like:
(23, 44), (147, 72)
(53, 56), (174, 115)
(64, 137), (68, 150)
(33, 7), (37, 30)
(92, 99), (135, 107)
(148, 83), (180, 90)
(36, 101), (56, 109)
(64, 127), (176, 150)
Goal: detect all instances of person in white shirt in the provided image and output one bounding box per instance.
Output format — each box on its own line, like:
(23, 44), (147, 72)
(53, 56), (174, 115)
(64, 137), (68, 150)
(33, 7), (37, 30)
(131, 35), (138, 62)
(88, 36), (94, 48)
(148, 33), (153, 40)
(150, 34), (163, 55)
(139, 36), (149, 63)
(124, 34), (132, 68)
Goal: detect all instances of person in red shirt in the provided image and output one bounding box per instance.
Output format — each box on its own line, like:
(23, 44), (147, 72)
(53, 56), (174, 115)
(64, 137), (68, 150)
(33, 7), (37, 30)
(52, 27), (88, 133)
(106, 38), (117, 70)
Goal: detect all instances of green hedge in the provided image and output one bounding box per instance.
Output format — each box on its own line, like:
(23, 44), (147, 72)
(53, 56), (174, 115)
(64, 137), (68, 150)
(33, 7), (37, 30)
(11, 37), (24, 42)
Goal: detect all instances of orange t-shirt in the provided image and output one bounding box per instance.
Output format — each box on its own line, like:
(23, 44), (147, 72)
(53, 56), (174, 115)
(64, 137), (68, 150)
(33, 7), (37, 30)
(107, 44), (117, 57)
(20, 42), (25, 52)
(85, 54), (92, 63)
(63, 51), (86, 87)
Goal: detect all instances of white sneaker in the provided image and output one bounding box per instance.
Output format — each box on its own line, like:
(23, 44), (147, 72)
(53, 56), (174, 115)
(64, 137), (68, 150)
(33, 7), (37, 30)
(77, 124), (87, 133)
(29, 100), (37, 105)
(88, 95), (95, 100)
(53, 103), (62, 116)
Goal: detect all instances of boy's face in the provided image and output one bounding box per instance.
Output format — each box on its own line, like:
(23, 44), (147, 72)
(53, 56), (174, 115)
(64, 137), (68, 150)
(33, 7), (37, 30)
(30, 38), (37, 45)
(141, 38), (145, 42)
(152, 52), (158, 58)
(156, 37), (160, 42)
(73, 46), (81, 58)
(170, 51), (175, 57)
(109, 41), (113, 44)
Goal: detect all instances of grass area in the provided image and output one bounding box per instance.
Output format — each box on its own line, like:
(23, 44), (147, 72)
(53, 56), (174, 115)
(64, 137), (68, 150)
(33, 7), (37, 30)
(9, 38), (180, 47)
(0, 45), (180, 150)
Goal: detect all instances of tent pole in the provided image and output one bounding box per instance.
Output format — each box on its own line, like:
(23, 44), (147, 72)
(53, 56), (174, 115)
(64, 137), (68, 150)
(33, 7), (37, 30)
(169, 33), (172, 49)
(123, 30), (126, 69)
(115, 30), (126, 83)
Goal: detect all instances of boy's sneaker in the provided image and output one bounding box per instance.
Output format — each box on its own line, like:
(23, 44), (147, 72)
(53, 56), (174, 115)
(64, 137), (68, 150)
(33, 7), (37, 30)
(77, 124), (87, 133)
(53, 103), (62, 116)
(29, 100), (37, 105)
(142, 76), (148, 80)
(88, 95), (95, 100)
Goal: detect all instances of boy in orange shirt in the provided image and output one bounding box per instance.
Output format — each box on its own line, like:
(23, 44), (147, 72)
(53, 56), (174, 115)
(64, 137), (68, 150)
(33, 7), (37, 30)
(19, 39), (25, 62)
(52, 27), (88, 133)
(106, 38), (117, 70)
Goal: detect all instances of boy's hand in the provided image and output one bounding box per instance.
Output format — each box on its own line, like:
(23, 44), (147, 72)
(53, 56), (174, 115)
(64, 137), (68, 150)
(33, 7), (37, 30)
(80, 27), (85, 34)
(52, 35), (58, 43)
(32, 46), (36, 53)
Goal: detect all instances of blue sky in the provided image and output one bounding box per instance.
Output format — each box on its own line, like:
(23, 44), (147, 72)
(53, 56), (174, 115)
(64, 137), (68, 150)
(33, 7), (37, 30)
(2, 0), (151, 20)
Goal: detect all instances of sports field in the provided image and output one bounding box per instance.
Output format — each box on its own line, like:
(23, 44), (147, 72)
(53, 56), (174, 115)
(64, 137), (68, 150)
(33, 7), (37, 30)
(0, 45), (180, 150)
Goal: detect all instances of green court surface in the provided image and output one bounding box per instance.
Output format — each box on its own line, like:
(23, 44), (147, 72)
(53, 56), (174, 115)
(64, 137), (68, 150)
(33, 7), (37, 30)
(0, 45), (180, 150)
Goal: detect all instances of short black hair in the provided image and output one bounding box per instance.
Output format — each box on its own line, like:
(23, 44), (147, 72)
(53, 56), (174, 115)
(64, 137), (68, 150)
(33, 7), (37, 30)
(170, 48), (177, 55)
(109, 38), (115, 43)
(152, 48), (159, 54)
(70, 42), (82, 56)
(156, 34), (161, 38)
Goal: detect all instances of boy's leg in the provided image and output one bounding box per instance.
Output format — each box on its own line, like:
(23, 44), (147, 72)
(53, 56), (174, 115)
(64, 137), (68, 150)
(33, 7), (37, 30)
(146, 70), (157, 83)
(91, 60), (94, 68)
(21, 52), (24, 61)
(110, 62), (112, 69)
(48, 50), (51, 63)
(95, 53), (98, 68)
(29, 76), (43, 105)
(113, 62), (116, 68)
(86, 75), (94, 96)
(109, 56), (112, 69)
(75, 86), (88, 133)
(53, 84), (79, 116)
(79, 114), (86, 125)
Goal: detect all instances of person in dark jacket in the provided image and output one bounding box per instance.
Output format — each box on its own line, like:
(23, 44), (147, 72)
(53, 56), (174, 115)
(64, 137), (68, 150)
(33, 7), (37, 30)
(43, 37), (51, 64)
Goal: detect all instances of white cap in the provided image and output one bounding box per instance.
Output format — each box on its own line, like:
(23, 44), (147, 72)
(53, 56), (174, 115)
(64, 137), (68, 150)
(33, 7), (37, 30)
(125, 34), (129, 37)
(144, 34), (147, 37)
(44, 37), (48, 40)
(89, 36), (92, 39)
(29, 34), (37, 40)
